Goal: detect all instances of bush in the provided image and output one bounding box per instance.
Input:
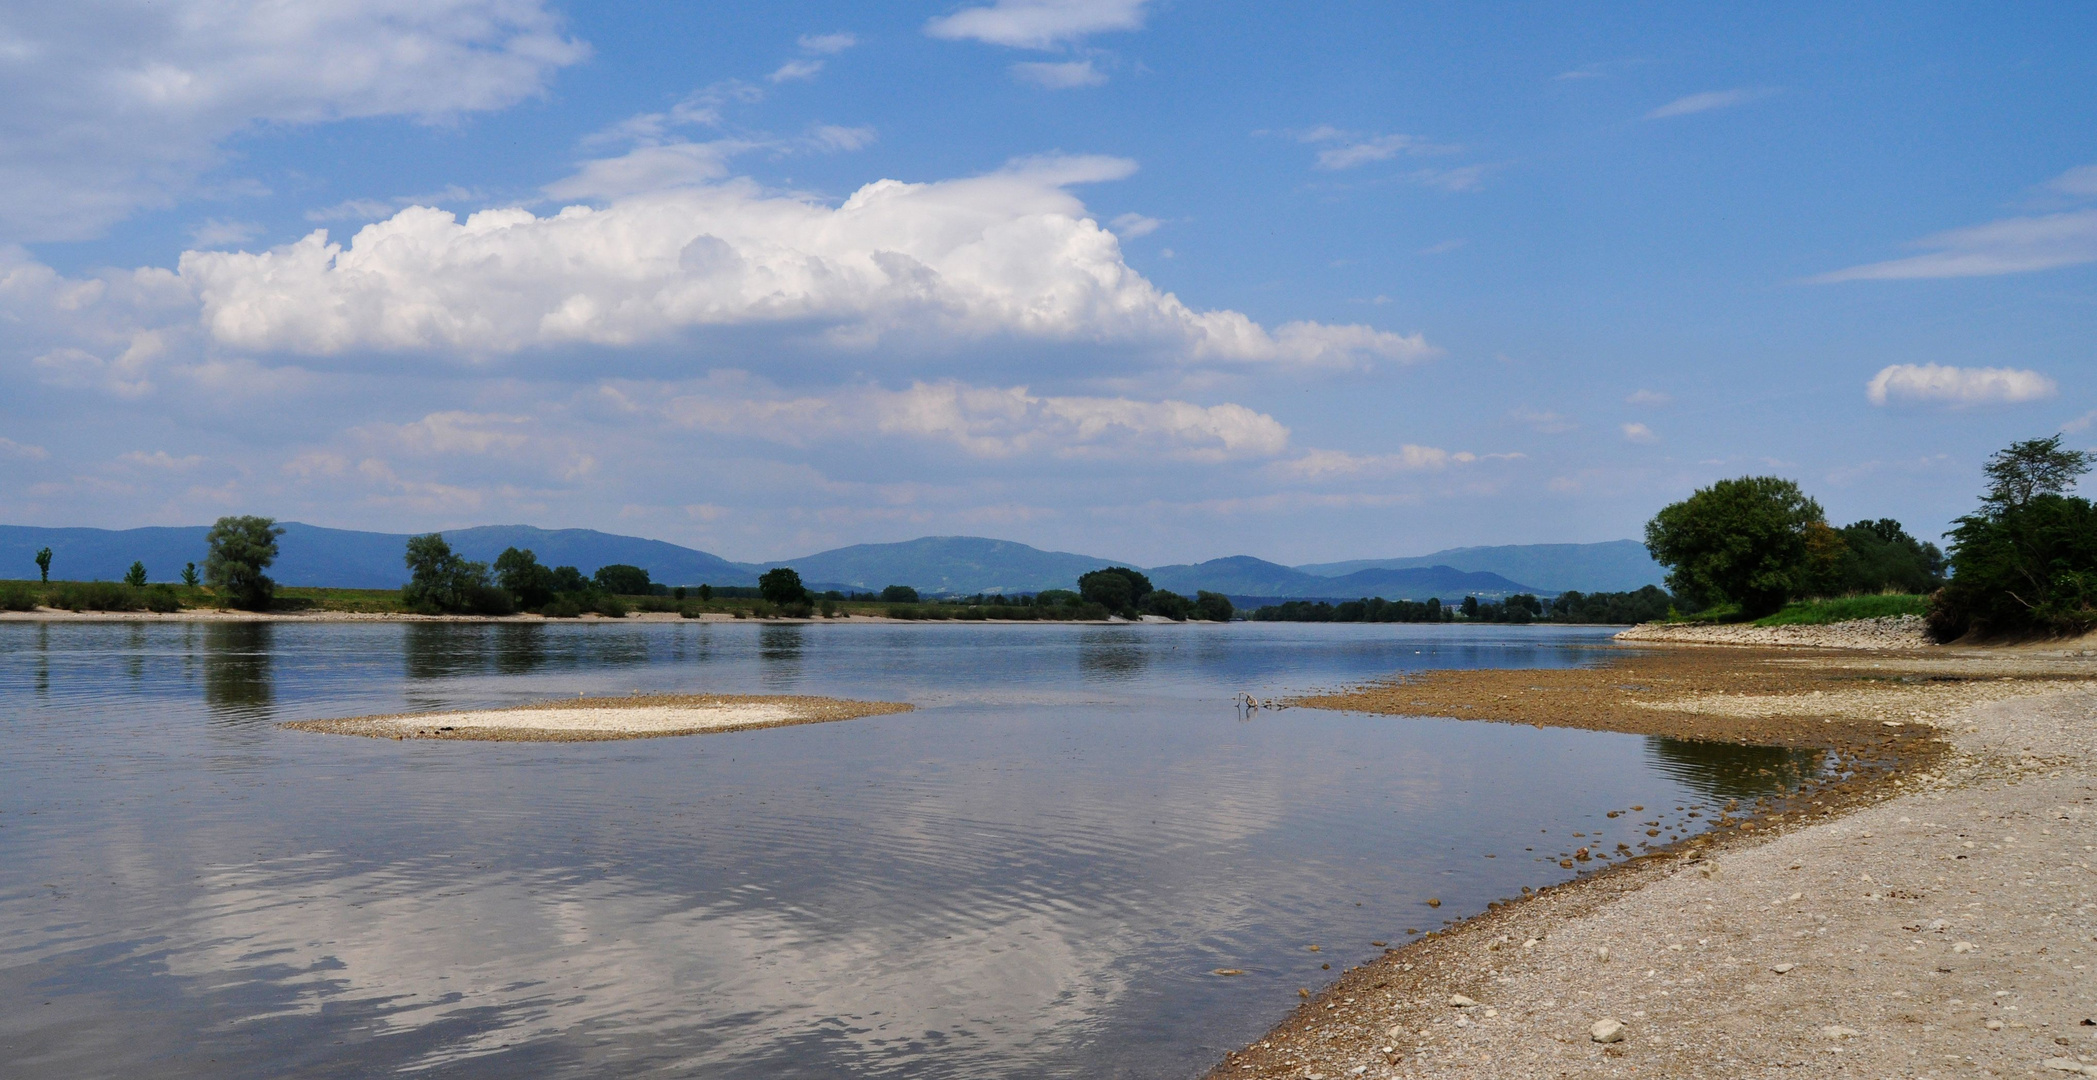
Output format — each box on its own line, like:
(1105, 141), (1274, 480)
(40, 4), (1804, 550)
(1, 583), (40, 611)
(542, 595), (583, 618)
(51, 581), (147, 611)
(1193, 591), (1235, 621)
(1645, 476), (1825, 617)
(589, 593), (629, 618)
(205, 515), (284, 611)
(880, 584), (920, 603)
(143, 585), (181, 613)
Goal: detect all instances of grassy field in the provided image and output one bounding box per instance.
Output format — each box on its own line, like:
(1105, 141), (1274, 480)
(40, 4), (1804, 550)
(1752, 593), (1930, 626)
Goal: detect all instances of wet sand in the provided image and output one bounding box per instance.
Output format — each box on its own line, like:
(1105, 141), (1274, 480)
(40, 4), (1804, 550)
(283, 693), (913, 742)
(1215, 643), (2097, 1079)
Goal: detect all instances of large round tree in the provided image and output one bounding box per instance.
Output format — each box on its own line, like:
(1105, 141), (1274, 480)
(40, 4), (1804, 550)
(1644, 477), (1825, 617)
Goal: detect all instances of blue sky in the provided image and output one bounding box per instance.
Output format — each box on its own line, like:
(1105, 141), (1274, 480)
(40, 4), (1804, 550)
(3, 1), (2092, 564)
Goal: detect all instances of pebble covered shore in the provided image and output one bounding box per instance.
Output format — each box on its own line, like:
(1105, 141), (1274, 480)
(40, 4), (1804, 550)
(1216, 642), (2097, 1079)
(1616, 615), (1933, 650)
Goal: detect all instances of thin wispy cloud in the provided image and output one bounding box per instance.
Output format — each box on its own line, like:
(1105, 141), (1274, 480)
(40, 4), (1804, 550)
(1625, 389), (1671, 407)
(1646, 87), (1775, 120)
(1409, 164), (1489, 192)
(1620, 422), (1658, 443)
(769, 59), (825, 83)
(1012, 60), (1107, 89)
(797, 32), (857, 54)
(1866, 364), (2057, 408)
(1817, 209), (2097, 281)
(1109, 212), (1161, 238)
(1815, 172), (2097, 281)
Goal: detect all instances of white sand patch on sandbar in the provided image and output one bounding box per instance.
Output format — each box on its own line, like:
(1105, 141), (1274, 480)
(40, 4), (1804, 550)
(375, 704), (799, 735)
(283, 693), (913, 742)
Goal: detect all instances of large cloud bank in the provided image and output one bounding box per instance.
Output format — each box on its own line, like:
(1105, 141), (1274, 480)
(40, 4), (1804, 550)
(180, 157), (1431, 368)
(0, 0), (585, 241)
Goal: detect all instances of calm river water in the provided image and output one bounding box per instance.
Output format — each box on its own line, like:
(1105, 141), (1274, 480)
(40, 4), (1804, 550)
(0, 620), (1819, 1078)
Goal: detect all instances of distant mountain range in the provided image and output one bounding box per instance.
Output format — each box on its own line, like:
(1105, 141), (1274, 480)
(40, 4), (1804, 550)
(1293, 540), (1665, 595)
(1, 524), (1664, 599)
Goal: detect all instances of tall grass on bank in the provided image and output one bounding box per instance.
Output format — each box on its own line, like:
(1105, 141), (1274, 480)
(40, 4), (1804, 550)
(1752, 594), (1929, 627)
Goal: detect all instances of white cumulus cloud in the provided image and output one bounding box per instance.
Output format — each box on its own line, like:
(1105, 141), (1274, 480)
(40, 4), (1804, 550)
(1865, 363), (2058, 407)
(179, 156), (1434, 370)
(1620, 422), (1658, 443)
(0, 0), (587, 241)
(925, 0), (1149, 49)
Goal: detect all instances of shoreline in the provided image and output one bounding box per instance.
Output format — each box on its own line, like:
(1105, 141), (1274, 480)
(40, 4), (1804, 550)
(1215, 641), (2097, 1079)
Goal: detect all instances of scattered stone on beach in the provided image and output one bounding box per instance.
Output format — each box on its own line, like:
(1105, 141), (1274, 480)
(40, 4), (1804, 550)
(1821, 1025), (1861, 1040)
(1771, 962), (1795, 974)
(1446, 995), (1476, 1008)
(1589, 1018), (1625, 1043)
(1208, 641), (2097, 1080)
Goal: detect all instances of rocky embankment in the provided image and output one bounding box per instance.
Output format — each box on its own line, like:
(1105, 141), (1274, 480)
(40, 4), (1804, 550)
(1616, 615), (1931, 650)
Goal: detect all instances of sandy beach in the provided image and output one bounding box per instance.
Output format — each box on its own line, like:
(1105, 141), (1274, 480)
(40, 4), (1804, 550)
(282, 693), (914, 742)
(1215, 631), (2097, 1079)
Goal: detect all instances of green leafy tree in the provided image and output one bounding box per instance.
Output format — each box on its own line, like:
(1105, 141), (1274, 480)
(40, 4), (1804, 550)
(34, 546), (51, 582)
(697, 583), (714, 601)
(204, 516), (284, 610)
(1979, 436), (2094, 512)
(123, 561), (149, 587)
(493, 547), (558, 608)
(1930, 436), (2097, 639)
(1078, 567), (1152, 616)
(1141, 589), (1192, 621)
(880, 584), (920, 603)
(1193, 590), (1235, 622)
(593, 563), (653, 596)
(1831, 519), (1944, 595)
(1644, 476), (1825, 616)
(551, 565), (589, 593)
(402, 533), (511, 614)
(758, 567), (807, 605)
(181, 562), (199, 588)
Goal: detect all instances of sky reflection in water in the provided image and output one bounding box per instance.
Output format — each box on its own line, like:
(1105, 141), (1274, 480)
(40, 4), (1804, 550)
(0, 621), (1818, 1078)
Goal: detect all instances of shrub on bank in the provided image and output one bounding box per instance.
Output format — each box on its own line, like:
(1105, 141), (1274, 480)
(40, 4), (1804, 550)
(1, 583), (37, 611)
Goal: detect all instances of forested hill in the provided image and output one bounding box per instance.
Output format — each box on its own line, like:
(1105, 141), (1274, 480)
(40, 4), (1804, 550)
(1145, 556), (1538, 601)
(1294, 540), (1664, 594)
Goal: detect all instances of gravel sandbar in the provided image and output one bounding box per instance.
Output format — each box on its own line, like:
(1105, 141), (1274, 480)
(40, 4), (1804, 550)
(283, 693), (912, 742)
(1213, 644), (2097, 1080)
